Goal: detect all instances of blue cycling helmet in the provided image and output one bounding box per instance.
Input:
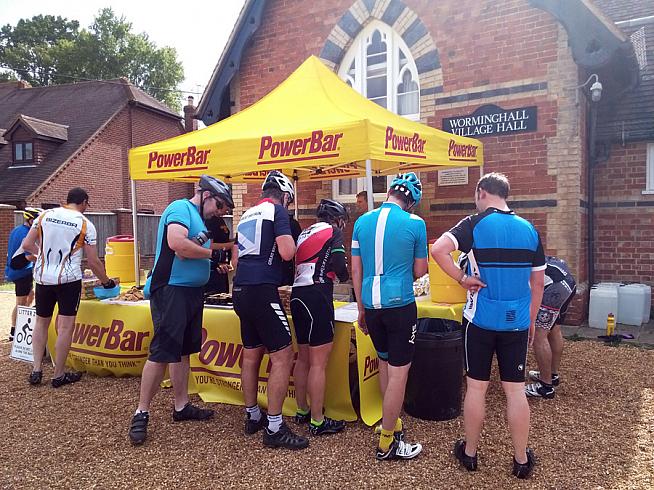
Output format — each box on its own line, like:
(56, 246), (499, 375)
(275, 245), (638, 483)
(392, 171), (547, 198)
(390, 172), (422, 205)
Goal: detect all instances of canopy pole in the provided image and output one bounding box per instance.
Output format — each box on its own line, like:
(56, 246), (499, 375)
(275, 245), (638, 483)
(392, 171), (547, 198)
(293, 173), (298, 220)
(130, 179), (140, 287)
(365, 159), (374, 211)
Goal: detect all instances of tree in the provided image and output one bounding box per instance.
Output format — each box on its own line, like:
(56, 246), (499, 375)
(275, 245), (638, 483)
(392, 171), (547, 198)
(0, 9), (184, 110)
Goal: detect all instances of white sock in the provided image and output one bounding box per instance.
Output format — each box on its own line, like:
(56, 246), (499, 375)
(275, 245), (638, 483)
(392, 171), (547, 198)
(246, 405), (262, 422)
(134, 409), (148, 415)
(267, 413), (283, 433)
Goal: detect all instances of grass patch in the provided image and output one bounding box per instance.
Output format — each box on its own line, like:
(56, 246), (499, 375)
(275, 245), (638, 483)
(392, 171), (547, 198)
(0, 283), (14, 292)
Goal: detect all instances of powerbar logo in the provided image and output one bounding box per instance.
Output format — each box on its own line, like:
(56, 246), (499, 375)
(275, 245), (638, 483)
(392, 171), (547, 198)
(384, 126), (427, 159)
(146, 146), (211, 174)
(257, 130), (342, 165)
(448, 139), (478, 161)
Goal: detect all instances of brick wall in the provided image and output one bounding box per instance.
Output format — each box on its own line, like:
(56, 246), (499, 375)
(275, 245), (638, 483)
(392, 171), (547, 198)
(31, 105), (191, 214)
(225, 0), (598, 323)
(593, 142), (654, 309)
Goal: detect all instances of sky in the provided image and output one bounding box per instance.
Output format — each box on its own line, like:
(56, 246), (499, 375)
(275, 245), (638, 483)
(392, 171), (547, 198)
(0, 0), (247, 103)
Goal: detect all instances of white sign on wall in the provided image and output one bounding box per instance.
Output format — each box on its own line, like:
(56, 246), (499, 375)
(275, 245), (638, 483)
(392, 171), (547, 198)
(10, 306), (36, 362)
(438, 167), (469, 186)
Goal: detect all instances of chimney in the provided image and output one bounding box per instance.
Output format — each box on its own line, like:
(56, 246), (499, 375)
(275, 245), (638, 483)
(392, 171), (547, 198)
(184, 96), (198, 132)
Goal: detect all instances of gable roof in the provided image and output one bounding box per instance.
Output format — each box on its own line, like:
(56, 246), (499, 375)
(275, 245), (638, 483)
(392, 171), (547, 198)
(593, 0), (654, 23)
(6, 114), (69, 142)
(0, 78), (181, 203)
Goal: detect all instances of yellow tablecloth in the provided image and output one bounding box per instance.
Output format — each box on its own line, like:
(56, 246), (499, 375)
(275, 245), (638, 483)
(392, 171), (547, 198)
(48, 299), (464, 424)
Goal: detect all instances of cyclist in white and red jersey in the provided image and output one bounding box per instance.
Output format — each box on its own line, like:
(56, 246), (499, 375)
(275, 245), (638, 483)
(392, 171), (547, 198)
(291, 199), (349, 436)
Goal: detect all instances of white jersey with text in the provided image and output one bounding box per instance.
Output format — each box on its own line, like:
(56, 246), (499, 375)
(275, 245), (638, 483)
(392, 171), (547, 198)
(32, 206), (97, 285)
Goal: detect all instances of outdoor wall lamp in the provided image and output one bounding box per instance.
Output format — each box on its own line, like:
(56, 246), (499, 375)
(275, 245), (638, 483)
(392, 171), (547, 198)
(570, 73), (603, 104)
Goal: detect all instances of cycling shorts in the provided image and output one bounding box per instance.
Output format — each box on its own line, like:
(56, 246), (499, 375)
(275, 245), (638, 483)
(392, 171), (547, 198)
(35, 280), (81, 317)
(290, 285), (334, 347)
(14, 274), (33, 297)
(365, 302), (417, 367)
(536, 281), (576, 330)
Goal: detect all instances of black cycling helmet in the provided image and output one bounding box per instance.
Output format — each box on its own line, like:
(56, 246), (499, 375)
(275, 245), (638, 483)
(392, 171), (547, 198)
(199, 175), (234, 209)
(316, 199), (348, 223)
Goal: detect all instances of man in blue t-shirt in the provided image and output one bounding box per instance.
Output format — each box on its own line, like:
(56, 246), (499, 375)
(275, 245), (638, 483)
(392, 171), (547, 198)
(5, 207), (41, 340)
(352, 172), (428, 461)
(128, 176), (234, 446)
(232, 171), (309, 450)
(431, 172), (545, 480)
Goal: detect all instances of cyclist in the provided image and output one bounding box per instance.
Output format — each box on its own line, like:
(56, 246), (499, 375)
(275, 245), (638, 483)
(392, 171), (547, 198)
(291, 199), (349, 435)
(431, 172), (545, 479)
(21, 189), (114, 388)
(5, 207), (41, 340)
(351, 172), (428, 461)
(128, 176), (234, 445)
(525, 255), (576, 399)
(233, 170), (308, 450)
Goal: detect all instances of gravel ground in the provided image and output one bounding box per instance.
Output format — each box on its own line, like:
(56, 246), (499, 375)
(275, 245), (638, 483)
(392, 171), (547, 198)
(0, 293), (653, 489)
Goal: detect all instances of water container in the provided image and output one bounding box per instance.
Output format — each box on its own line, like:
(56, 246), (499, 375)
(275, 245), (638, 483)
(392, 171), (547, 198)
(404, 329), (463, 421)
(618, 285), (646, 326)
(105, 235), (135, 283)
(428, 247), (467, 304)
(588, 286), (619, 329)
(634, 284), (651, 321)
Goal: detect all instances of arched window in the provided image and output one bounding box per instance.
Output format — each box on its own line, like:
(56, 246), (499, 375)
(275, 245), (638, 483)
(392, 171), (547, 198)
(335, 20), (420, 200)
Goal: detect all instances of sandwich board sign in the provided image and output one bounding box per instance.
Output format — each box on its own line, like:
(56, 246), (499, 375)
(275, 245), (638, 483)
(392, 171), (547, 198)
(10, 306), (36, 362)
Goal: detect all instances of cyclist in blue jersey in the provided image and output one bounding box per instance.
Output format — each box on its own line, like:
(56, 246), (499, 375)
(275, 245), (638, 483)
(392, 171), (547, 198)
(233, 171), (309, 450)
(431, 173), (545, 479)
(128, 175), (234, 446)
(351, 172), (428, 461)
(5, 207), (41, 340)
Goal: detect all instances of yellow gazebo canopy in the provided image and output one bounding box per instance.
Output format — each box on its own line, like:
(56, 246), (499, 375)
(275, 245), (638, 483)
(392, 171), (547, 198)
(128, 55), (483, 183)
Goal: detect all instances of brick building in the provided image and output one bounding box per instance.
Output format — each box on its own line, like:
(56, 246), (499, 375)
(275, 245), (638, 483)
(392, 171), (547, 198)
(0, 78), (194, 281)
(196, 0), (651, 324)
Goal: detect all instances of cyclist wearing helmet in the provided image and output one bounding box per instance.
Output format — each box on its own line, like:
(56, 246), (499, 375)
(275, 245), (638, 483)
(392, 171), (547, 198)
(5, 207), (41, 340)
(128, 175), (233, 446)
(232, 170), (308, 450)
(351, 172), (428, 461)
(291, 199), (349, 436)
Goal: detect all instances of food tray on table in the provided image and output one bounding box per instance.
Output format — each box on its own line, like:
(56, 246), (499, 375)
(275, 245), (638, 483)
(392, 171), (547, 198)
(102, 286), (149, 305)
(204, 293), (233, 309)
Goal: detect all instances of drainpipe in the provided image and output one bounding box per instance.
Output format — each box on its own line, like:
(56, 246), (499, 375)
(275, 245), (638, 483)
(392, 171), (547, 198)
(587, 99), (599, 289)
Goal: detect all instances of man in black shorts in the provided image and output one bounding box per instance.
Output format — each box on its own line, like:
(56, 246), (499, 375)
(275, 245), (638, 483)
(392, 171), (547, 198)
(431, 173), (545, 479)
(21, 189), (115, 388)
(352, 173), (428, 461)
(233, 170), (308, 450)
(5, 207), (41, 340)
(526, 256), (576, 399)
(128, 176), (234, 445)
(291, 199), (349, 435)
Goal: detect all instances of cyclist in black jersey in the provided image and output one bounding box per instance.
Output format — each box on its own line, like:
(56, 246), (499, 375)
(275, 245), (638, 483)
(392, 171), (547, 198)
(233, 171), (308, 450)
(291, 199), (349, 436)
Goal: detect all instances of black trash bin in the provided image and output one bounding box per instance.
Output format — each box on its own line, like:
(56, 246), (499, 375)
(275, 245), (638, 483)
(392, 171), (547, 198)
(404, 325), (464, 421)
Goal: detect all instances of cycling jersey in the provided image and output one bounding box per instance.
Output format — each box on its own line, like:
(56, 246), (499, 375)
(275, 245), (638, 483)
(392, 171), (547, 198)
(445, 207), (546, 331)
(5, 224), (32, 282)
(32, 207), (97, 285)
(293, 222), (348, 287)
(146, 199), (211, 296)
(352, 202), (428, 309)
(234, 199), (292, 286)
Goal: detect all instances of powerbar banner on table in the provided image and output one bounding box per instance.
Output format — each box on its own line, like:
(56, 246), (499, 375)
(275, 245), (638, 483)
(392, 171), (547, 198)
(190, 307), (357, 420)
(46, 301), (357, 420)
(356, 300), (465, 426)
(47, 301), (153, 376)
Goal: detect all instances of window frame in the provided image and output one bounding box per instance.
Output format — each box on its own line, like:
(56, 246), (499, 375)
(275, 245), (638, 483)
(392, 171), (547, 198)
(12, 140), (34, 164)
(334, 20), (421, 202)
(646, 143), (654, 194)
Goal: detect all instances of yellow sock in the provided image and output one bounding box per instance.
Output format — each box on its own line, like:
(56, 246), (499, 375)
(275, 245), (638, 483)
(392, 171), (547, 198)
(394, 418), (403, 432)
(379, 429), (394, 452)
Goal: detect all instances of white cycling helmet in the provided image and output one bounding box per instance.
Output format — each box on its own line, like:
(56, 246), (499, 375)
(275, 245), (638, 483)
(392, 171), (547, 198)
(262, 170), (295, 203)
